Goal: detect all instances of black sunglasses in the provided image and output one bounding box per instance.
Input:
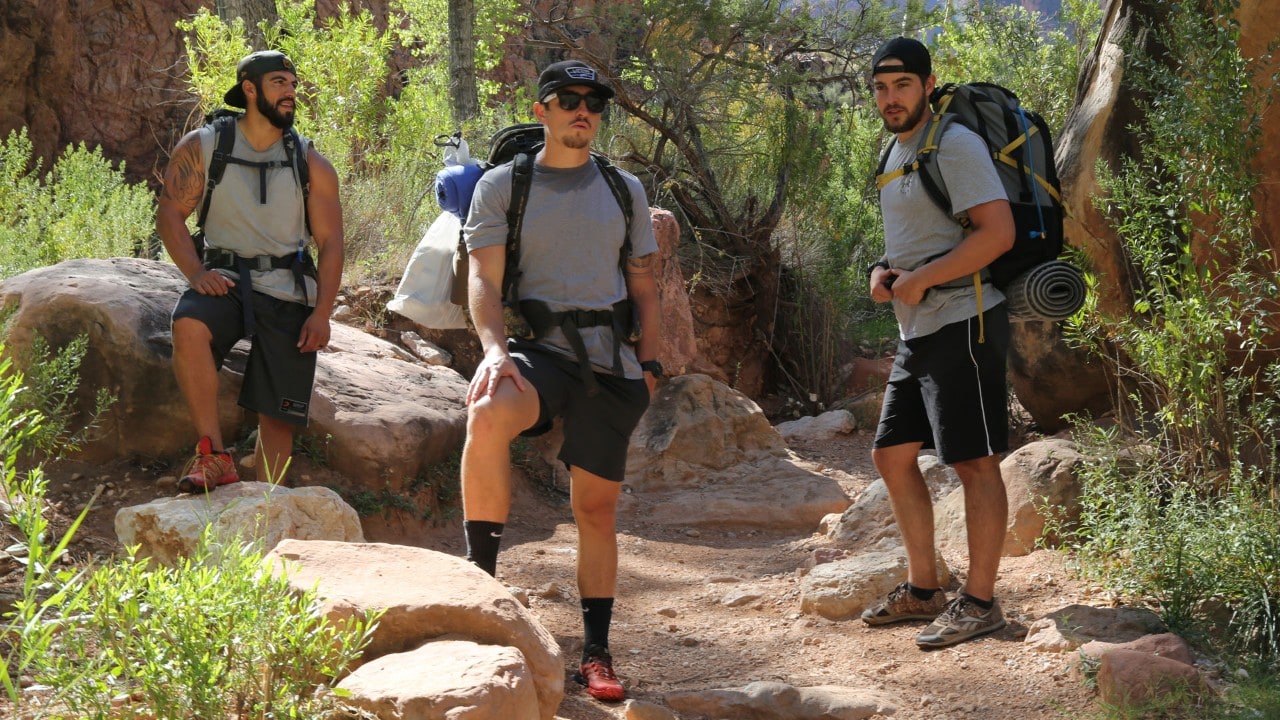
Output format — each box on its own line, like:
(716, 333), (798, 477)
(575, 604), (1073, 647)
(550, 90), (608, 114)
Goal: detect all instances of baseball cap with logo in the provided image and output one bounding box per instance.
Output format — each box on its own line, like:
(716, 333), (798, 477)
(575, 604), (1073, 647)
(537, 60), (615, 101)
(224, 50), (298, 109)
(871, 37), (932, 80)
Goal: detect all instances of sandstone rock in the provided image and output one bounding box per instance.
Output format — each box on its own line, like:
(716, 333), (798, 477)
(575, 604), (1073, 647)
(649, 209), (700, 378)
(113, 482), (363, 568)
(337, 639), (540, 720)
(1080, 632), (1194, 666)
(799, 547), (950, 621)
(1025, 604), (1166, 653)
(622, 699), (679, 720)
(664, 681), (897, 720)
(620, 375), (849, 529)
(933, 439), (1083, 556)
(399, 330), (453, 366)
(775, 409), (855, 443)
(265, 540), (563, 720)
(0, 258), (469, 487)
(826, 479), (896, 548)
(1096, 648), (1208, 711)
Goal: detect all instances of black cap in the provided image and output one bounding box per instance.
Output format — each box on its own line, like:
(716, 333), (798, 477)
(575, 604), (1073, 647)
(871, 37), (931, 79)
(223, 50), (297, 108)
(537, 60), (614, 101)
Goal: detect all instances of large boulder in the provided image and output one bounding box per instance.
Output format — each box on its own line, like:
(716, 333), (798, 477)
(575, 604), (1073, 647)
(0, 258), (469, 485)
(621, 374), (850, 529)
(265, 540), (563, 720)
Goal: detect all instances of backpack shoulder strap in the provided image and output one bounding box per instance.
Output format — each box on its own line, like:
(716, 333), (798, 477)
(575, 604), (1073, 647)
(197, 113), (239, 233)
(502, 151), (536, 303)
(282, 128), (312, 235)
(912, 112), (958, 219)
(592, 153), (634, 273)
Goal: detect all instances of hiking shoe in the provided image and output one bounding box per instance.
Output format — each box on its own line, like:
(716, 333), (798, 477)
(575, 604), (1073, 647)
(575, 645), (625, 702)
(861, 582), (948, 626)
(177, 436), (239, 493)
(915, 595), (1006, 649)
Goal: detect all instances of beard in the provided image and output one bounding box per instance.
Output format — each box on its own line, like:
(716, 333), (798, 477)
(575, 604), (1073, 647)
(881, 92), (928, 134)
(562, 131), (591, 150)
(254, 85), (295, 130)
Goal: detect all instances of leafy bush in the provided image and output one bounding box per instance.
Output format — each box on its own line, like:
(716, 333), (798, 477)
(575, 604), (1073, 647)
(0, 341), (379, 718)
(1060, 0), (1280, 670)
(0, 129), (155, 280)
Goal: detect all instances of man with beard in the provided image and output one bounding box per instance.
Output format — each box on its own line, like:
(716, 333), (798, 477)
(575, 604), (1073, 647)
(860, 37), (1015, 649)
(157, 50), (344, 491)
(460, 59), (661, 702)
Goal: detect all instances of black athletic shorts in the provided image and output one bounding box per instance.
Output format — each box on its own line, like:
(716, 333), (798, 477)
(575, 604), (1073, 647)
(509, 339), (650, 482)
(873, 306), (1010, 464)
(172, 288), (316, 426)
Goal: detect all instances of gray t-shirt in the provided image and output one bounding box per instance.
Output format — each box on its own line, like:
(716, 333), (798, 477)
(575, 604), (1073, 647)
(198, 122), (315, 306)
(879, 121), (1006, 340)
(464, 157), (658, 378)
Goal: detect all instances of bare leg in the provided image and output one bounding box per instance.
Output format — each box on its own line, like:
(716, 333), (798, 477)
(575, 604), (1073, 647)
(255, 414), (296, 484)
(172, 317), (224, 449)
(872, 441), (940, 588)
(570, 467), (623, 598)
(461, 380), (540, 524)
(950, 454), (1007, 601)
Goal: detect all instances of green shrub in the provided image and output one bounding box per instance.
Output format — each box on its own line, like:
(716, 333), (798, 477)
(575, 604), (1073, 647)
(0, 129), (155, 280)
(36, 530), (379, 720)
(1059, 0), (1280, 672)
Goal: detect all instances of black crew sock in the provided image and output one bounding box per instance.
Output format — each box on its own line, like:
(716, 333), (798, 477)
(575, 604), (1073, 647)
(907, 583), (941, 601)
(581, 597), (615, 660)
(962, 591), (995, 610)
(463, 520), (504, 577)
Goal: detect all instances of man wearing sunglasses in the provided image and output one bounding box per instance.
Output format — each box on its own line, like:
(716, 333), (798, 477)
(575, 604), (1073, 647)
(460, 59), (662, 703)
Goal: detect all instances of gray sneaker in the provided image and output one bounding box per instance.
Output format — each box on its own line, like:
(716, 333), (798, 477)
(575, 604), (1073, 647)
(915, 595), (1006, 648)
(861, 582), (948, 626)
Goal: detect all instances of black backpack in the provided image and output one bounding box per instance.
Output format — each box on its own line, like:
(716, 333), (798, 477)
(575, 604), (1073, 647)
(194, 108), (311, 255)
(875, 82), (1064, 288)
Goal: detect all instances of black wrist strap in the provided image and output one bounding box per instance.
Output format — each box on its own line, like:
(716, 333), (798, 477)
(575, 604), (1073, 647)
(867, 260), (890, 278)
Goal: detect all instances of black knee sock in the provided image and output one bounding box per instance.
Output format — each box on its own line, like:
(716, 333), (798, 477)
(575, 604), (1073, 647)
(464, 520), (504, 577)
(581, 597), (614, 659)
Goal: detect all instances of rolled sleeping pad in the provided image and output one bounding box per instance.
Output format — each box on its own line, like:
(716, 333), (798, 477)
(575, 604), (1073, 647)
(1003, 260), (1087, 321)
(435, 163), (485, 219)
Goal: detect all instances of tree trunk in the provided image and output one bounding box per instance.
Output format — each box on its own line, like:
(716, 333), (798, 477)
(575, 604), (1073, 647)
(216, 0), (277, 48)
(448, 0), (479, 123)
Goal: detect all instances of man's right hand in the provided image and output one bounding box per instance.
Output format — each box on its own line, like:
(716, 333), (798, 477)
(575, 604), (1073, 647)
(466, 348), (527, 405)
(188, 268), (236, 296)
(869, 267), (898, 303)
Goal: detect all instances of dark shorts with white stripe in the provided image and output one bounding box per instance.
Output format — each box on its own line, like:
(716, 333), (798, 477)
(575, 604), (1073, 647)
(873, 305), (1010, 465)
(172, 288), (316, 426)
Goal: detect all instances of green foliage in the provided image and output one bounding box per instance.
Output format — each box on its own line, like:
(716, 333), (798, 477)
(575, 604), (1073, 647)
(1059, 0), (1280, 670)
(930, 0), (1102, 136)
(0, 129), (156, 280)
(36, 530), (379, 719)
(11, 334), (116, 460)
(0, 348), (99, 714)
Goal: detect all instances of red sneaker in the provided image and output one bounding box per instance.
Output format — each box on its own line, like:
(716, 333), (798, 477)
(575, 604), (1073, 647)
(576, 646), (625, 702)
(177, 436), (239, 493)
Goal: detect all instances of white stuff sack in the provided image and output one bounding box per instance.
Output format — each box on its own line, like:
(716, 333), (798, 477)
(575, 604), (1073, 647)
(387, 211), (467, 329)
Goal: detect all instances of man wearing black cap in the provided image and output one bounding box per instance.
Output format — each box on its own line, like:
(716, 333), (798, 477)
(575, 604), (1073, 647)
(460, 58), (661, 702)
(157, 50), (344, 491)
(860, 37), (1015, 649)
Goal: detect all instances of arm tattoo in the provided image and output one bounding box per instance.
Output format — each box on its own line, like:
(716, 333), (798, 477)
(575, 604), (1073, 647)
(626, 254), (656, 277)
(159, 137), (205, 214)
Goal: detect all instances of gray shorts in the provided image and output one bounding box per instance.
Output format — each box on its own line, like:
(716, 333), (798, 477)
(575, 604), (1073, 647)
(510, 340), (650, 482)
(873, 306), (1009, 464)
(172, 289), (316, 426)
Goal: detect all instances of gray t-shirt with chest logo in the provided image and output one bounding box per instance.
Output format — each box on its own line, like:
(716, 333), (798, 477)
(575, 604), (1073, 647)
(879, 121), (1006, 340)
(464, 156), (658, 378)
